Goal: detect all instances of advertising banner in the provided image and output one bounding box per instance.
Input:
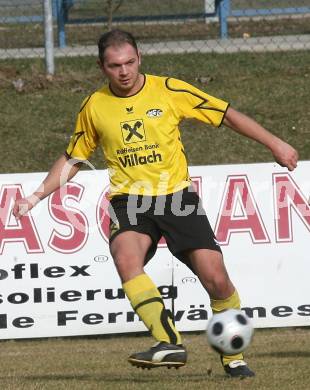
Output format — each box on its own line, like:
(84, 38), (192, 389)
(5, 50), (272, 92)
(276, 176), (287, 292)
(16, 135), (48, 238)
(0, 162), (309, 339)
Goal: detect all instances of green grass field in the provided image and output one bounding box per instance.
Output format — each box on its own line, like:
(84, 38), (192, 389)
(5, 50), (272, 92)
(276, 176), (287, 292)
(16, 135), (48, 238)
(0, 328), (309, 389)
(1, 50), (309, 173)
(1, 17), (310, 49)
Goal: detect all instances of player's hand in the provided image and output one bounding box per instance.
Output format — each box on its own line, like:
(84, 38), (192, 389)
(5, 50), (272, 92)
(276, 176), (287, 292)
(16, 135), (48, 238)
(13, 195), (39, 220)
(271, 140), (299, 171)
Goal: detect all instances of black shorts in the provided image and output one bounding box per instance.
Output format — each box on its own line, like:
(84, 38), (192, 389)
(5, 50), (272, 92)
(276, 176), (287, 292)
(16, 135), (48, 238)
(108, 186), (221, 268)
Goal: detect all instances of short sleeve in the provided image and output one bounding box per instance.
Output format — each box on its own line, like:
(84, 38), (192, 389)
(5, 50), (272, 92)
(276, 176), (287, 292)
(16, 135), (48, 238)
(165, 78), (229, 127)
(66, 95), (99, 160)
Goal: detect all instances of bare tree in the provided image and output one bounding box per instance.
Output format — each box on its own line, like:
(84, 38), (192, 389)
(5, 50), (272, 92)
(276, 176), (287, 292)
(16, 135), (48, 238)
(104, 0), (123, 31)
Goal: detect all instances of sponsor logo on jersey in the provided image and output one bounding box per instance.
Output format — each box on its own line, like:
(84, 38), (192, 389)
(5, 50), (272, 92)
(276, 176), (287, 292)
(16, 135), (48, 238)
(120, 119), (146, 144)
(126, 106), (133, 114)
(116, 143), (159, 155)
(146, 108), (163, 118)
(118, 150), (162, 168)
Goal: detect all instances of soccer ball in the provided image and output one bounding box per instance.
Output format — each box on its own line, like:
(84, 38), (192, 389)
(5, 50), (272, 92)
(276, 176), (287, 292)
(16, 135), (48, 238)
(206, 309), (254, 355)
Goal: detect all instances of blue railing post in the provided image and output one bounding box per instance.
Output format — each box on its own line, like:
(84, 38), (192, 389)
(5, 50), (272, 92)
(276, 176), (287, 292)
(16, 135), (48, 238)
(219, 0), (230, 39)
(55, 0), (66, 48)
(52, 0), (57, 19)
(63, 0), (74, 22)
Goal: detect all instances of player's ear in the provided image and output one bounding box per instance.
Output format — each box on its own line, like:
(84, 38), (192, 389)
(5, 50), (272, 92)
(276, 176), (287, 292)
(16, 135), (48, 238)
(137, 50), (142, 66)
(97, 59), (105, 74)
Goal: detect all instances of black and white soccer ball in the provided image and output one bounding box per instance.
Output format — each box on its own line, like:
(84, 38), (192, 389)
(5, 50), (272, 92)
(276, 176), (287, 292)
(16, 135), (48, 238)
(206, 309), (254, 355)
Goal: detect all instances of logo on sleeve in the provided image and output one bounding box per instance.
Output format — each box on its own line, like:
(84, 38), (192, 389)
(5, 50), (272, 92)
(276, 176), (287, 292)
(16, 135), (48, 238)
(120, 119), (146, 144)
(146, 109), (163, 118)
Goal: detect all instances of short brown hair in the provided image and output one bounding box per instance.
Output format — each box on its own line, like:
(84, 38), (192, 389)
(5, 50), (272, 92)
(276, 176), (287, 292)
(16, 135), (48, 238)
(98, 29), (138, 63)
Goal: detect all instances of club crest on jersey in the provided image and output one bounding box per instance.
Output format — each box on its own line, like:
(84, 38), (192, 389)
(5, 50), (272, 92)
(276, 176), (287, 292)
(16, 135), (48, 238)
(120, 119), (146, 144)
(146, 108), (163, 118)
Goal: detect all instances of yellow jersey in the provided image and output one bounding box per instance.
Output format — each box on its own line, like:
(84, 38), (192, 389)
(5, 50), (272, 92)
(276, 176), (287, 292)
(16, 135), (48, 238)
(66, 74), (229, 197)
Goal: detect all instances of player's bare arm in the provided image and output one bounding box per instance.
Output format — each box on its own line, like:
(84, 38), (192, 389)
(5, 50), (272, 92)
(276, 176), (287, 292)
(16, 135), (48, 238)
(223, 107), (298, 171)
(13, 154), (81, 219)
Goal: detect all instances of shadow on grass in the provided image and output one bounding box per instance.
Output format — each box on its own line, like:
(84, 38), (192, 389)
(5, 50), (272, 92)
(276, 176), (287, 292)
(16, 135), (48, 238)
(8, 371), (228, 384)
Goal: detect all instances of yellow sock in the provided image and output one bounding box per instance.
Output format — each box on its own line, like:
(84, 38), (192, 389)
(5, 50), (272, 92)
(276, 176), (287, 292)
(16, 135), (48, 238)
(210, 290), (244, 365)
(123, 273), (182, 345)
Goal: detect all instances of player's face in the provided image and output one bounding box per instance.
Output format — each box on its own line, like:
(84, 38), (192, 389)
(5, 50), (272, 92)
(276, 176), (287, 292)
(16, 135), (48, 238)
(100, 43), (142, 97)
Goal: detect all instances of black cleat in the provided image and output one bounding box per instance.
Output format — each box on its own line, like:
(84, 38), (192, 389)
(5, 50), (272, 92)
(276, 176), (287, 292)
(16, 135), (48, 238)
(223, 360), (255, 378)
(128, 341), (187, 369)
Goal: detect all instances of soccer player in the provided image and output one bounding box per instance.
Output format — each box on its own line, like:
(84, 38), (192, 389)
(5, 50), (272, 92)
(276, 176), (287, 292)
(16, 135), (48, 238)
(13, 29), (298, 378)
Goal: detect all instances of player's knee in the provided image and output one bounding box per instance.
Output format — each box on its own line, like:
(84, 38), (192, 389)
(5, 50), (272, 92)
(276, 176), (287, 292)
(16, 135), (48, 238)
(112, 249), (135, 266)
(210, 274), (234, 298)
(112, 250), (144, 274)
(214, 274), (231, 290)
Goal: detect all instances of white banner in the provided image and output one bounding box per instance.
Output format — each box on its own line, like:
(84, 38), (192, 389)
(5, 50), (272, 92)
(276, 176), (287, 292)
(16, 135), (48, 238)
(0, 162), (309, 339)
